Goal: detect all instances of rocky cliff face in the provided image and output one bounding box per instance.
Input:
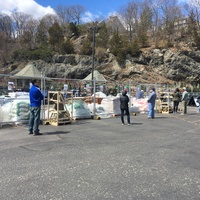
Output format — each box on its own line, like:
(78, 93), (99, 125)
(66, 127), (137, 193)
(8, 48), (200, 84)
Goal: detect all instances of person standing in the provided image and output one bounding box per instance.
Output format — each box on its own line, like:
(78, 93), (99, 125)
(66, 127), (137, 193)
(181, 87), (189, 115)
(172, 88), (181, 114)
(197, 95), (200, 113)
(147, 88), (157, 119)
(120, 90), (131, 125)
(29, 79), (44, 136)
(136, 90), (144, 99)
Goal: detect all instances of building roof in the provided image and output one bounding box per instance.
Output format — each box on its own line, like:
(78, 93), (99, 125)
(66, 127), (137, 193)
(83, 70), (107, 82)
(14, 63), (42, 78)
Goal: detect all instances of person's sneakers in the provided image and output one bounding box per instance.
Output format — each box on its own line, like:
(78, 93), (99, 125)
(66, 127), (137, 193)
(122, 123), (125, 125)
(127, 123), (131, 126)
(33, 132), (42, 136)
(29, 132), (33, 135)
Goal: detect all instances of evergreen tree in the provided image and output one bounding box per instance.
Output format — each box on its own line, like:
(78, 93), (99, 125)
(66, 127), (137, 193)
(109, 31), (125, 65)
(69, 22), (79, 37)
(96, 23), (109, 48)
(60, 39), (74, 54)
(48, 21), (64, 49)
(36, 21), (48, 47)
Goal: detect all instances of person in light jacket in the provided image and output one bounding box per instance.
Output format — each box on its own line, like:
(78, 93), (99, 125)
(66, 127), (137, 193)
(181, 87), (189, 114)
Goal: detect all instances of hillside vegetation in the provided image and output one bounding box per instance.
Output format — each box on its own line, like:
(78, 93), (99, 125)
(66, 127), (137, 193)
(1, 0), (200, 87)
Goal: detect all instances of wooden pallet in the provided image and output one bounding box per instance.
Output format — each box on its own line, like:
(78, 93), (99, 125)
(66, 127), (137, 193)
(112, 113), (137, 117)
(73, 116), (101, 120)
(49, 120), (71, 126)
(111, 114), (120, 117)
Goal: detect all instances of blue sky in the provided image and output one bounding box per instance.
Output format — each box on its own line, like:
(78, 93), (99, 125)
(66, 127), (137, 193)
(35, 0), (124, 16)
(0, 0), (189, 22)
(0, 0), (129, 22)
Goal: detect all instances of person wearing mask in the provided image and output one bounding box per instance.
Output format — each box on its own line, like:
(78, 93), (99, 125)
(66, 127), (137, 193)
(120, 90), (131, 125)
(181, 87), (189, 115)
(147, 88), (157, 119)
(172, 88), (181, 114)
(29, 79), (44, 136)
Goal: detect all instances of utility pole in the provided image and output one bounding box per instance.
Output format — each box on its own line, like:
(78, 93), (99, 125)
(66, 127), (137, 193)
(90, 22), (99, 118)
(91, 22), (98, 83)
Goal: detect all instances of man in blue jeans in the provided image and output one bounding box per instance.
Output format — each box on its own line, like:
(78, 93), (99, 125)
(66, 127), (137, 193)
(147, 88), (157, 119)
(29, 79), (44, 136)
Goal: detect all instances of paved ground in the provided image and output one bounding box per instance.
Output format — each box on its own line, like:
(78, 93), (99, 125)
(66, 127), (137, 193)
(0, 106), (200, 200)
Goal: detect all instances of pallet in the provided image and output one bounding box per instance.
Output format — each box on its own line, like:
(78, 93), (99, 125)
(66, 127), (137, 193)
(43, 119), (71, 126)
(73, 116), (101, 120)
(42, 120), (50, 125)
(111, 114), (120, 117)
(92, 115), (101, 120)
(49, 120), (71, 126)
(162, 111), (170, 114)
(112, 113), (137, 117)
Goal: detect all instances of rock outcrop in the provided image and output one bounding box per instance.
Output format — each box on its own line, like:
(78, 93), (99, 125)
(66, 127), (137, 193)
(6, 48), (200, 84)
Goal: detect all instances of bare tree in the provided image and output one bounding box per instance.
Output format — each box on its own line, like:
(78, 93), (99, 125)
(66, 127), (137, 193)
(185, 0), (200, 31)
(149, 0), (162, 46)
(21, 18), (39, 49)
(55, 4), (85, 25)
(69, 5), (86, 24)
(0, 14), (14, 64)
(35, 14), (58, 47)
(55, 4), (70, 25)
(11, 12), (32, 39)
(0, 14), (13, 38)
(118, 0), (140, 41)
(159, 0), (183, 42)
(40, 14), (59, 28)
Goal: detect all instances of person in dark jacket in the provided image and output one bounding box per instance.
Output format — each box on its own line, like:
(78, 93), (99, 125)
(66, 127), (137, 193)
(29, 79), (44, 136)
(120, 90), (131, 125)
(172, 88), (181, 114)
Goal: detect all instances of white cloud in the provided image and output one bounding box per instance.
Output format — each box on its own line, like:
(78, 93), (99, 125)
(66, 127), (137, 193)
(81, 11), (101, 23)
(81, 10), (112, 23)
(108, 11), (118, 17)
(0, 0), (56, 19)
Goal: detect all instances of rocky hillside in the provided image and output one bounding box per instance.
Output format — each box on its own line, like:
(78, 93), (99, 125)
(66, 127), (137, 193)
(3, 48), (200, 86)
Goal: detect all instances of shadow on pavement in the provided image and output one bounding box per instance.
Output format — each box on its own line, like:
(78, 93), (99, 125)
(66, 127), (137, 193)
(43, 131), (70, 135)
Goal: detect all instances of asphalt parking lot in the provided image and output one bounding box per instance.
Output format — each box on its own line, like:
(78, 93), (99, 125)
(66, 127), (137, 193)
(0, 106), (200, 200)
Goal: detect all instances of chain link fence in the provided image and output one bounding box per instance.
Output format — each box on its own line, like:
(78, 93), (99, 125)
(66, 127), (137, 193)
(2, 73), (198, 126)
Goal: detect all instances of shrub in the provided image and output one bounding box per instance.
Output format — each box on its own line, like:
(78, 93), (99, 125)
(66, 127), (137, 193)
(12, 48), (54, 62)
